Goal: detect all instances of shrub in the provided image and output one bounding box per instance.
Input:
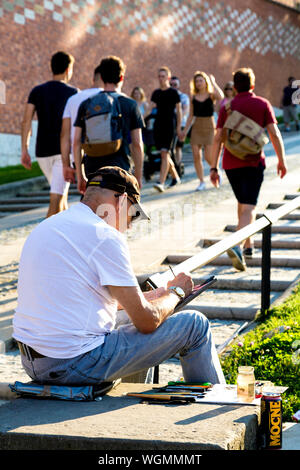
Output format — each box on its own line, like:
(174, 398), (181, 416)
(221, 284), (300, 421)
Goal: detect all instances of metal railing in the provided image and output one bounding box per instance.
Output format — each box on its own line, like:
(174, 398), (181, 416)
(148, 195), (300, 318)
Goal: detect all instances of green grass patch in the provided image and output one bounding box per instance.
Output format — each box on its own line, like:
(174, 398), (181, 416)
(221, 283), (300, 421)
(0, 162), (43, 185)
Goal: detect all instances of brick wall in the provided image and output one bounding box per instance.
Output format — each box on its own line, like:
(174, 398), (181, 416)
(0, 0), (299, 165)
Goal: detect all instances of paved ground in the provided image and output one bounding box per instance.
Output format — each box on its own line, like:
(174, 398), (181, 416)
(0, 131), (299, 450)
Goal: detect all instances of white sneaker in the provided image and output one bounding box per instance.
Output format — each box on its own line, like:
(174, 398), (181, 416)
(195, 182), (206, 191)
(153, 182), (165, 193)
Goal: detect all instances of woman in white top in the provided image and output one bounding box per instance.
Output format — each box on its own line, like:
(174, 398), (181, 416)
(131, 86), (149, 117)
(216, 81), (235, 113)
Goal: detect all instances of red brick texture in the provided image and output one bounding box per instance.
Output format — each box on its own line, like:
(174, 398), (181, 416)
(0, 0), (299, 136)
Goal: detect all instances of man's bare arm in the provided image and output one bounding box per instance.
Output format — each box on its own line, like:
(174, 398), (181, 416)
(107, 272), (193, 334)
(130, 128), (144, 188)
(267, 123), (287, 179)
(21, 103), (35, 169)
(210, 128), (223, 187)
(175, 101), (182, 135)
(73, 126), (86, 194)
(61, 117), (76, 183)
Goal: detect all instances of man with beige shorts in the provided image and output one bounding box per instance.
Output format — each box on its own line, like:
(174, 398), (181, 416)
(21, 51), (78, 217)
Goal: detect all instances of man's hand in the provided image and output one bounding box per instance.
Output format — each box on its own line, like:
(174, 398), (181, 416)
(77, 174), (86, 194)
(179, 130), (186, 141)
(167, 272), (194, 297)
(210, 168), (220, 188)
(277, 161), (287, 179)
(21, 150), (32, 170)
(63, 166), (76, 184)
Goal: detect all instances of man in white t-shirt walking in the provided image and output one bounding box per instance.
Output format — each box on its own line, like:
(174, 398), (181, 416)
(60, 65), (103, 185)
(13, 166), (225, 386)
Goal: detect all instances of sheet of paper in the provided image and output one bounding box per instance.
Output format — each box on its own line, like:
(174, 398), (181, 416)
(194, 384), (261, 406)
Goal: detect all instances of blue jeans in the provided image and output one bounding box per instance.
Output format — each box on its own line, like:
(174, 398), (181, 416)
(20, 311), (226, 385)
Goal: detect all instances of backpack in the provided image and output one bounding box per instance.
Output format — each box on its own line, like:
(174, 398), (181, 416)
(81, 91), (123, 157)
(223, 101), (269, 160)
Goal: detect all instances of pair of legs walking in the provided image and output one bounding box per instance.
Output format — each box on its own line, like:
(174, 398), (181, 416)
(20, 311), (225, 386)
(37, 154), (70, 218)
(225, 163), (265, 270)
(160, 149), (180, 184)
(192, 143), (212, 189)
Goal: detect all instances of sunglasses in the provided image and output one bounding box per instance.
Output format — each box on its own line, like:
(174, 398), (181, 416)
(114, 193), (141, 223)
(224, 87), (233, 91)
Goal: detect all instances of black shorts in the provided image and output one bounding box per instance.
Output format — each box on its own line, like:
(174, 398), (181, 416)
(153, 122), (176, 151)
(225, 162), (265, 206)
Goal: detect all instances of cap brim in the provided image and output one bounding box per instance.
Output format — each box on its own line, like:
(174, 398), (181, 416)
(129, 201), (150, 222)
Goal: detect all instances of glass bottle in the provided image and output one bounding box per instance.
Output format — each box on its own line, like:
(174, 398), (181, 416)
(237, 366), (255, 402)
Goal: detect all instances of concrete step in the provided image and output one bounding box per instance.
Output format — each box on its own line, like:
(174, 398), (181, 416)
(166, 253), (300, 268)
(178, 288), (281, 320)
(0, 382), (260, 450)
(0, 204), (46, 212)
(0, 197), (51, 204)
(284, 194), (300, 200)
(267, 202), (299, 209)
(0, 212), (15, 218)
(256, 212), (300, 221)
(180, 304), (258, 320)
(224, 224), (300, 234)
(202, 237), (300, 249)
(190, 263), (300, 283)
(191, 275), (290, 291)
(18, 189), (81, 197)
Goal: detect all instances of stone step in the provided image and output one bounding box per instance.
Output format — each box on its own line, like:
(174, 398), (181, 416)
(180, 304), (258, 320)
(0, 204), (46, 212)
(191, 275), (290, 291)
(284, 194), (300, 200)
(267, 202), (299, 209)
(0, 212), (15, 218)
(179, 288), (281, 320)
(224, 224), (300, 234)
(0, 197), (51, 204)
(188, 263), (299, 284)
(256, 212), (300, 220)
(202, 237), (300, 249)
(18, 189), (81, 197)
(0, 382), (260, 451)
(166, 253), (300, 267)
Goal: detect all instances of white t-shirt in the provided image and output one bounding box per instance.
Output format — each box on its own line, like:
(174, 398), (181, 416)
(13, 202), (138, 359)
(62, 87), (102, 162)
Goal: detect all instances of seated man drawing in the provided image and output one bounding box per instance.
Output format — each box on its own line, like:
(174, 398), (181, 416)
(13, 166), (225, 386)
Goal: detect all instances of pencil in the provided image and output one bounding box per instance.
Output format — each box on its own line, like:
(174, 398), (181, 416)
(169, 265), (176, 277)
